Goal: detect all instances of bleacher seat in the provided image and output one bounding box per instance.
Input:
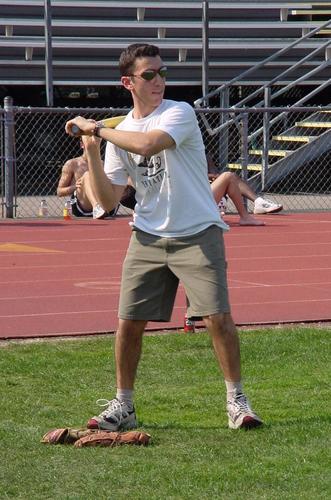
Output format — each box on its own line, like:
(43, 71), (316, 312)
(0, 1), (330, 88)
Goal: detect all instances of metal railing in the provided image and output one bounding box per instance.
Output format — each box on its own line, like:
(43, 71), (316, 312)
(195, 16), (331, 109)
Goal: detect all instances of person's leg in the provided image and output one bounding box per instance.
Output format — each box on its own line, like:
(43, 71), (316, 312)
(171, 228), (239, 381)
(237, 177), (258, 202)
(115, 319), (147, 389)
(212, 172), (264, 226)
(203, 312), (240, 382)
(236, 176), (283, 214)
(76, 171), (96, 210)
(203, 313), (262, 428)
(210, 171), (229, 201)
(87, 318), (147, 431)
(88, 230), (178, 431)
(77, 171), (119, 219)
(173, 226), (262, 429)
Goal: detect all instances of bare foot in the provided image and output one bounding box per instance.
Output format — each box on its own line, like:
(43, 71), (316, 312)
(239, 215), (265, 226)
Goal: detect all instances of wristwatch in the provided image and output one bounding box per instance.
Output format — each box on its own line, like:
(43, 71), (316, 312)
(93, 123), (105, 137)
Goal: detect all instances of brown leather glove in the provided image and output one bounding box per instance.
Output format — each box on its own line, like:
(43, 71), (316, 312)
(41, 428), (151, 447)
(41, 427), (95, 445)
(74, 430), (151, 448)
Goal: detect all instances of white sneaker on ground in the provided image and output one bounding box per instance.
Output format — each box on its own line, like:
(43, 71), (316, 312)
(253, 197), (283, 215)
(93, 203), (106, 219)
(87, 398), (137, 431)
(227, 391), (263, 429)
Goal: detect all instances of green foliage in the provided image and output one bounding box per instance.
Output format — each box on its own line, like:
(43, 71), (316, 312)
(0, 327), (330, 499)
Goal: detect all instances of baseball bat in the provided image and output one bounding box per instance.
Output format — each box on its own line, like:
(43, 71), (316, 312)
(71, 115), (126, 136)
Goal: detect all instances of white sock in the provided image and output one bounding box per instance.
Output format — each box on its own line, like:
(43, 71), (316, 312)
(225, 380), (243, 400)
(116, 389), (134, 409)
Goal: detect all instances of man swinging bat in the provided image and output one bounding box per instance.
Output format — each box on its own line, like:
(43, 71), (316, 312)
(65, 43), (263, 431)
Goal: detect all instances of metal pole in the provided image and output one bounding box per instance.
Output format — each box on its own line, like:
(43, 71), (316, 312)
(262, 87), (271, 191)
(44, 0), (54, 106)
(240, 113), (249, 210)
(202, 1), (209, 105)
(4, 96), (15, 218)
(219, 88), (229, 171)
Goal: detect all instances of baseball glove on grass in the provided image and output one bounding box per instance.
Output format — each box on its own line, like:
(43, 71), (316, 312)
(41, 428), (94, 445)
(41, 428), (151, 447)
(74, 430), (151, 448)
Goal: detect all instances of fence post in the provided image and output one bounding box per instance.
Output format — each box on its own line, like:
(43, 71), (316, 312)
(202, 1), (209, 105)
(262, 87), (271, 191)
(4, 96), (15, 218)
(44, 0), (54, 106)
(240, 112), (249, 210)
(218, 89), (229, 171)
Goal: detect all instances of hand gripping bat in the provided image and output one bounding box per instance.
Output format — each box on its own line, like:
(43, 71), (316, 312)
(71, 115), (126, 136)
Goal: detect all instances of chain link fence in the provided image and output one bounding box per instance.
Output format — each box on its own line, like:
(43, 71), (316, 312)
(0, 102), (130, 218)
(1, 100), (330, 218)
(198, 105), (331, 213)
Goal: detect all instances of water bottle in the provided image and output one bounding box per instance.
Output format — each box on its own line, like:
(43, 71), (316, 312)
(218, 196), (227, 216)
(184, 315), (195, 333)
(38, 199), (49, 217)
(63, 200), (72, 220)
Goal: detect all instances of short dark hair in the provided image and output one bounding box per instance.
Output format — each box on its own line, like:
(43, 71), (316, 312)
(119, 44), (160, 76)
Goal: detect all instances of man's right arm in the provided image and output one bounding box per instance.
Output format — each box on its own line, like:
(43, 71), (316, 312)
(57, 161), (75, 197)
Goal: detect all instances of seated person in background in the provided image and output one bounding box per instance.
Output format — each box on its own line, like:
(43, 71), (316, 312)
(57, 139), (107, 219)
(57, 140), (136, 219)
(57, 140), (134, 219)
(207, 153), (283, 217)
(211, 172), (265, 226)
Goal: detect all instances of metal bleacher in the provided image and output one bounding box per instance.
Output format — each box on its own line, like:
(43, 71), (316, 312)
(0, 0), (330, 90)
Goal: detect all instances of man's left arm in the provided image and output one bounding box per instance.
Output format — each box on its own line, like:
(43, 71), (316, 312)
(81, 135), (126, 212)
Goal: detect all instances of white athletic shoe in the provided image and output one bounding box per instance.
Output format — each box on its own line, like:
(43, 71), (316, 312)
(227, 391), (263, 429)
(254, 197), (283, 215)
(93, 203), (106, 219)
(87, 398), (137, 431)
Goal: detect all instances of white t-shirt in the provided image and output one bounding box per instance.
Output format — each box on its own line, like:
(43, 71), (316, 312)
(104, 99), (228, 237)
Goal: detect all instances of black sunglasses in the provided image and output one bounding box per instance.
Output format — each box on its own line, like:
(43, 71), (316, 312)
(130, 66), (167, 81)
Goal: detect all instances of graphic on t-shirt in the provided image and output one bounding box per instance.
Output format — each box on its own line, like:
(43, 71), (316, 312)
(130, 154), (165, 191)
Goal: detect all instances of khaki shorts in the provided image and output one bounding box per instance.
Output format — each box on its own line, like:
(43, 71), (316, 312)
(118, 225), (230, 321)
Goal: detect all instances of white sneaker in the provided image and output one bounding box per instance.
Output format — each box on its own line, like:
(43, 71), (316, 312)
(93, 203), (106, 219)
(227, 391), (263, 429)
(218, 196), (228, 215)
(87, 398), (137, 431)
(254, 197), (283, 215)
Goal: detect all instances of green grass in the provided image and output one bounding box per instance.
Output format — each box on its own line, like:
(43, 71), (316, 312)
(0, 327), (330, 499)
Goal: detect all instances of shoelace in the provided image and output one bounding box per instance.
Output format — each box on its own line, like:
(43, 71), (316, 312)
(96, 398), (123, 422)
(232, 393), (251, 412)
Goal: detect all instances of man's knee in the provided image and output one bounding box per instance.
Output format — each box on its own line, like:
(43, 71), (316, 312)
(203, 312), (236, 334)
(118, 319), (147, 337)
(220, 172), (236, 184)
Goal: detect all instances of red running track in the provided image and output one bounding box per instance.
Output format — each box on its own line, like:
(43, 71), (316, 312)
(1, 212), (331, 339)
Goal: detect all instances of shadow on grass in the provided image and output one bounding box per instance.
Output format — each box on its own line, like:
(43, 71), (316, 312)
(138, 421), (266, 431)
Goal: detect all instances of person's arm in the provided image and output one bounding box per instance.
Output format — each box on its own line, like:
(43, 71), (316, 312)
(57, 161), (76, 197)
(65, 117), (175, 156)
(81, 135), (126, 212)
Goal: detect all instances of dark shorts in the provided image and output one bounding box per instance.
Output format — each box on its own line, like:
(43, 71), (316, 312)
(120, 185), (137, 210)
(118, 225), (230, 322)
(70, 192), (117, 218)
(70, 192), (93, 218)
